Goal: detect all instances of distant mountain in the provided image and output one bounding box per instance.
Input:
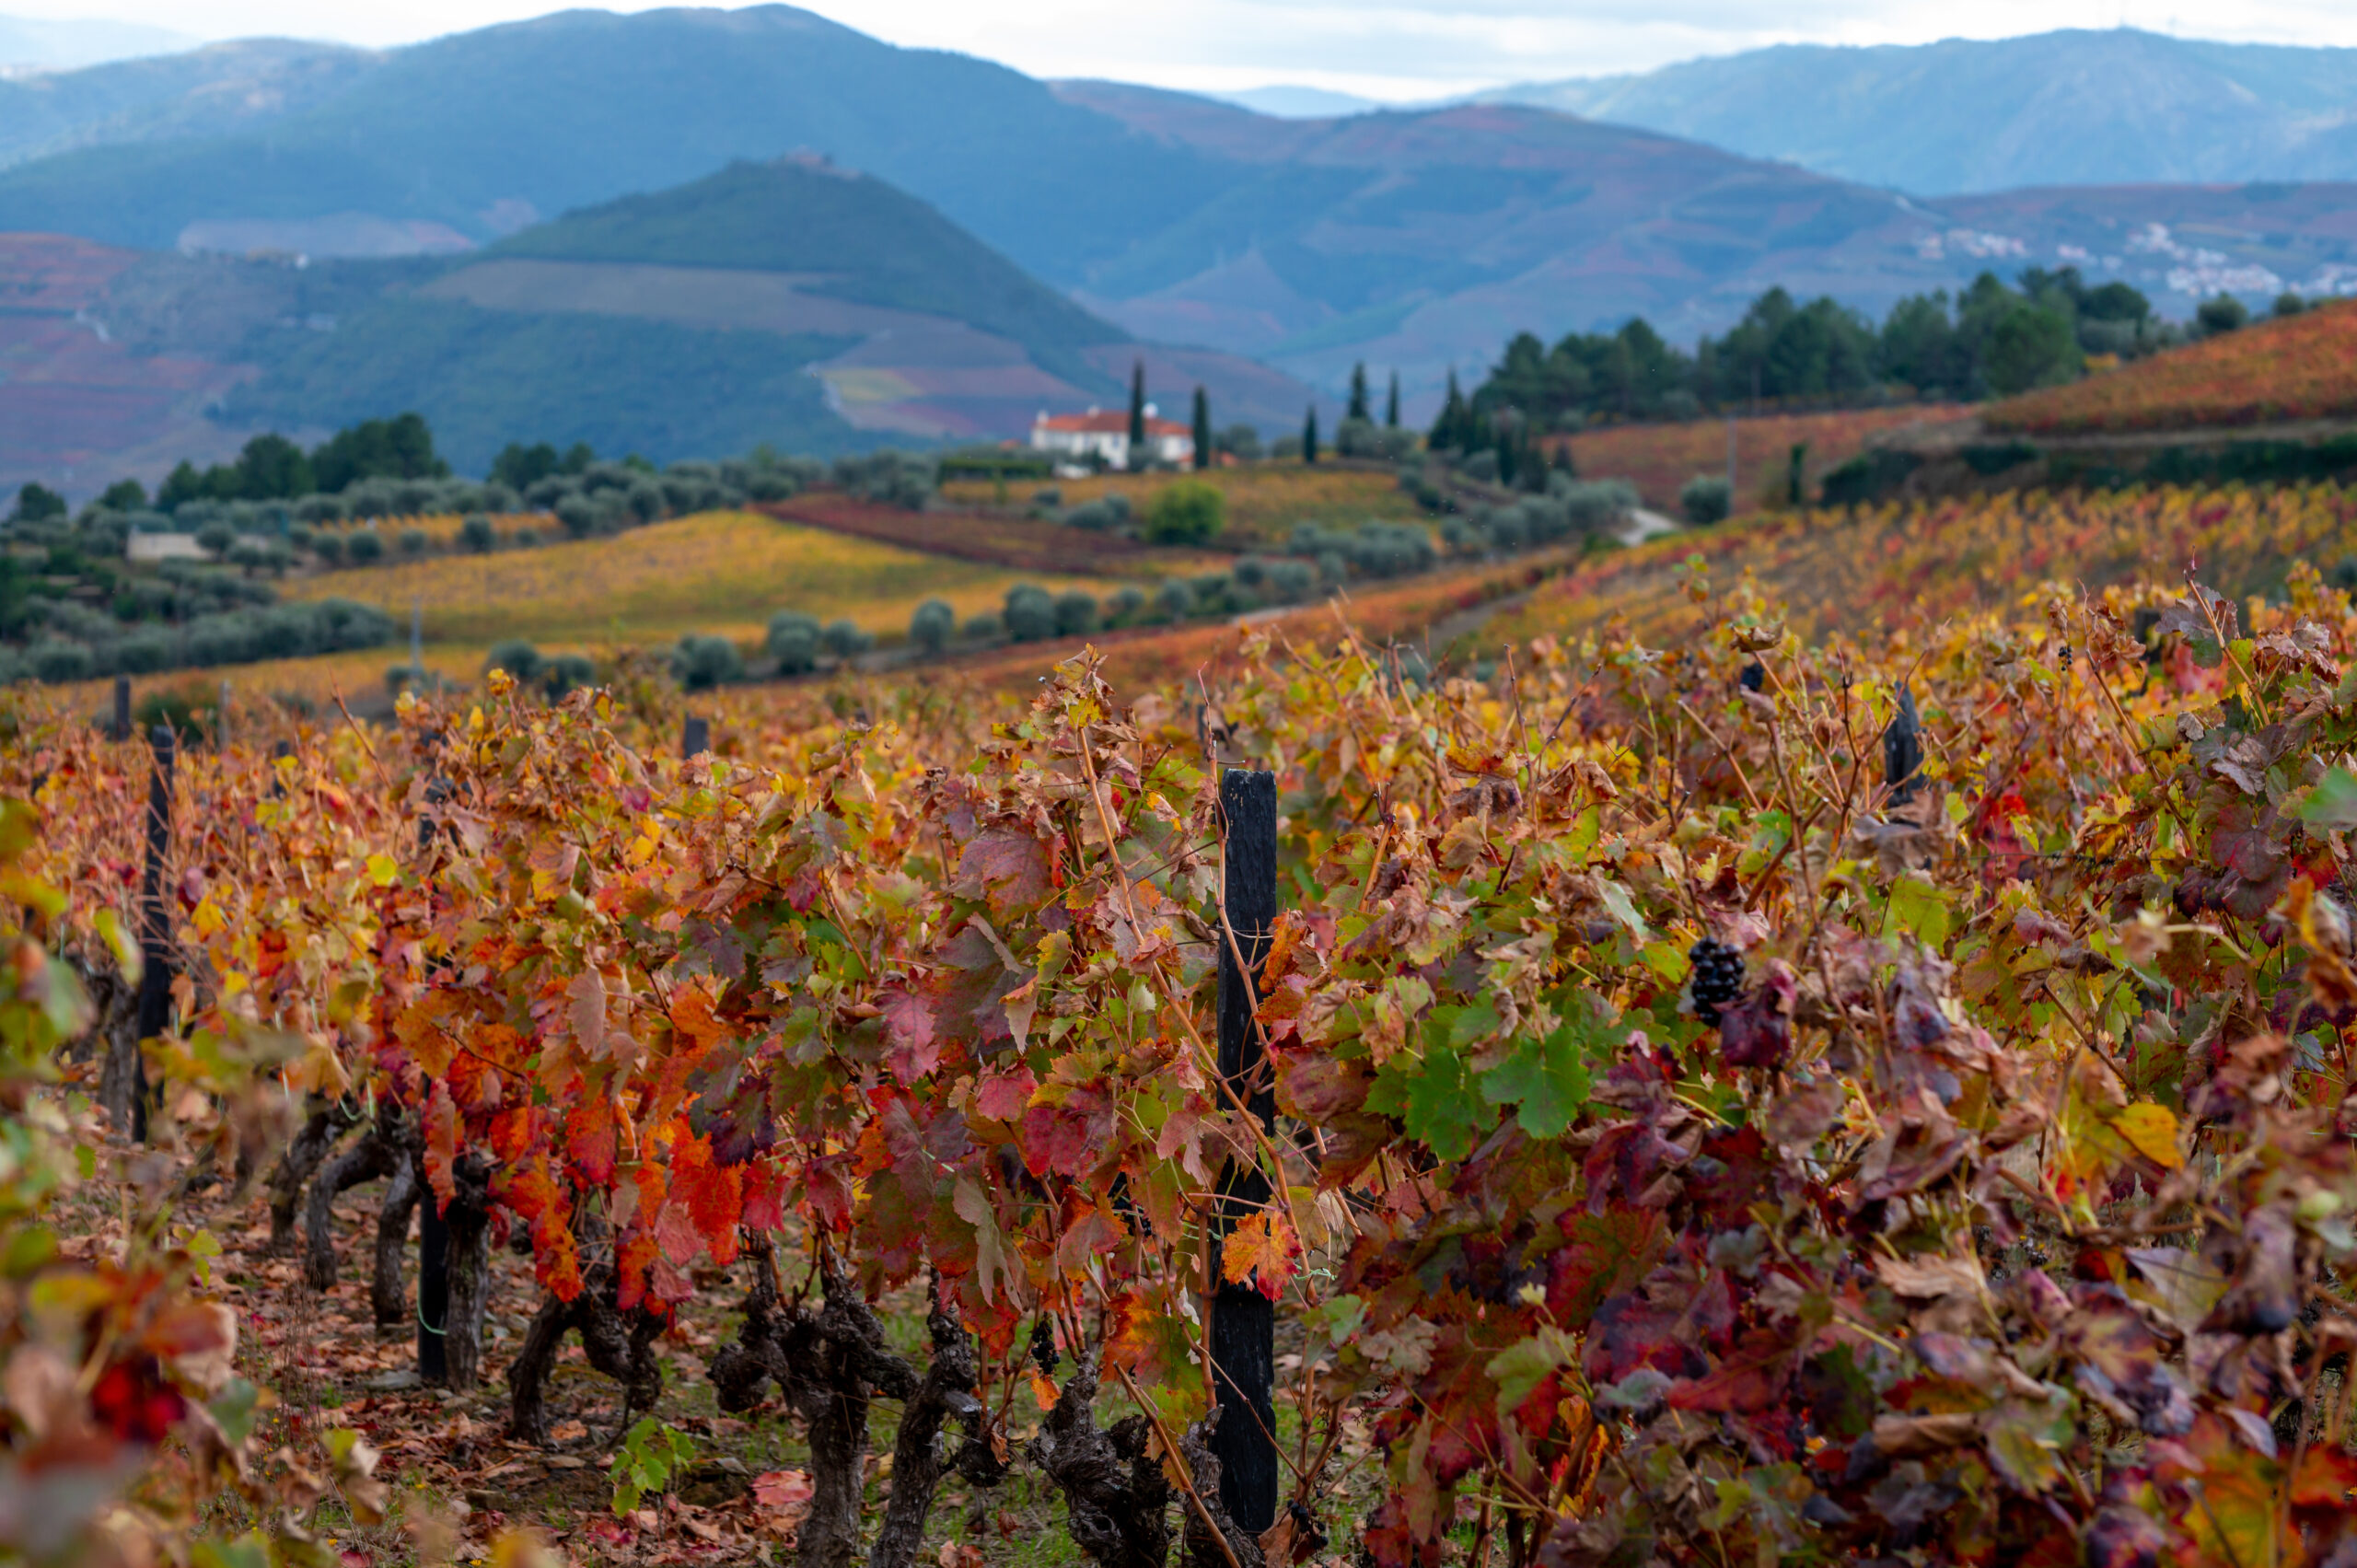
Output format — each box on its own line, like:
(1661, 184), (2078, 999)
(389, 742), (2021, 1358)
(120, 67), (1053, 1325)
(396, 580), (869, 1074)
(0, 38), (375, 171)
(1207, 86), (1384, 119)
(1473, 29), (2357, 194)
(6, 6), (2357, 429)
(0, 158), (1313, 494)
(0, 13), (192, 71)
(0, 6), (1231, 289)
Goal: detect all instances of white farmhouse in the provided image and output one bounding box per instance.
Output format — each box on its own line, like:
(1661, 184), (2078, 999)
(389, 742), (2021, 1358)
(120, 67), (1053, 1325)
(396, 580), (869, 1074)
(1030, 404), (1193, 470)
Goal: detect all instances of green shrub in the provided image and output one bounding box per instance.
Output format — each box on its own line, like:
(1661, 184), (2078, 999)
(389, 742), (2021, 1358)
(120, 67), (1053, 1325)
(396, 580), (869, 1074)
(485, 640), (543, 682)
(398, 528), (429, 558)
(345, 530), (384, 564)
(543, 652), (597, 698)
(1054, 590), (1098, 637)
(1004, 584), (1057, 642)
(1144, 479), (1225, 545)
(822, 619), (873, 660)
(766, 611), (820, 674)
(459, 514), (496, 552)
(671, 634), (743, 692)
(1680, 474), (1733, 526)
(910, 598), (956, 656)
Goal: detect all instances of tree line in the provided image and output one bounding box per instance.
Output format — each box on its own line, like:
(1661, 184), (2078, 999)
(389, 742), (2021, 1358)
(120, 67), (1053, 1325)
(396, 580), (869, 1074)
(1439, 269), (2299, 438)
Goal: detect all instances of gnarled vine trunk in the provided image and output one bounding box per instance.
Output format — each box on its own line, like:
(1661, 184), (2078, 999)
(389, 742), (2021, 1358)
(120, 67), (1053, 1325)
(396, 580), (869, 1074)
(272, 1101), (354, 1254)
(304, 1117), (399, 1290)
(373, 1147), (420, 1330)
(439, 1154), (494, 1389)
(507, 1236), (665, 1445)
(709, 1249), (1003, 1568)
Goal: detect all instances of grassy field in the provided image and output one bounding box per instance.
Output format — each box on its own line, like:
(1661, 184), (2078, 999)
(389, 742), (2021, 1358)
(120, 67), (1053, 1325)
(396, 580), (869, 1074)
(943, 461), (1425, 546)
(286, 509), (1118, 647)
(1557, 404), (1970, 514)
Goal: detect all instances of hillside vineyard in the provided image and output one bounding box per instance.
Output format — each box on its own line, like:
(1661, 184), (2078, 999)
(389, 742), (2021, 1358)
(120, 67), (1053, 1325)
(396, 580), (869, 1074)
(8, 501), (2357, 1562)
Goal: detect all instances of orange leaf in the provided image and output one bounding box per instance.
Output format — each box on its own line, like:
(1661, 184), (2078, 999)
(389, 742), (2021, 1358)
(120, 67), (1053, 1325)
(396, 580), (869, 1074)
(1220, 1211), (1300, 1302)
(423, 1082), (458, 1214)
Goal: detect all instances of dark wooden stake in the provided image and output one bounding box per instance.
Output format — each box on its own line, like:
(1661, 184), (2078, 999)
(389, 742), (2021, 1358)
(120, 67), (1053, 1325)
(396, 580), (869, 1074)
(1884, 685), (1922, 804)
(1211, 766), (1278, 1536)
(416, 775), (452, 1383)
(131, 726), (176, 1143)
(418, 1144), (449, 1383)
(681, 714), (709, 759)
(113, 676), (131, 741)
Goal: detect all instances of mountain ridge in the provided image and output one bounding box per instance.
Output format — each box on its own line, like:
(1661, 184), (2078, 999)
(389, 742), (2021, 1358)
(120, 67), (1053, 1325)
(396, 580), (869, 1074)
(1472, 29), (2357, 193)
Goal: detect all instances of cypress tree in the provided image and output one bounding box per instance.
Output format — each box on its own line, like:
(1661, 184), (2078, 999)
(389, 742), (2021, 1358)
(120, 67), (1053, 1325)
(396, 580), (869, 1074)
(1385, 371), (1400, 428)
(1303, 405), (1319, 466)
(1191, 386), (1212, 470)
(1128, 360), (1147, 462)
(1347, 364), (1370, 423)
(1433, 370), (1468, 451)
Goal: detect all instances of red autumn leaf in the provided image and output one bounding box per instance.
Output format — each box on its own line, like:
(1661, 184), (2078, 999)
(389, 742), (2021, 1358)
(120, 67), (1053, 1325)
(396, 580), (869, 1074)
(739, 1156), (785, 1232)
(954, 830), (1054, 914)
(879, 984), (940, 1079)
(672, 1135), (744, 1267)
(563, 1087), (618, 1186)
(971, 1064), (1037, 1123)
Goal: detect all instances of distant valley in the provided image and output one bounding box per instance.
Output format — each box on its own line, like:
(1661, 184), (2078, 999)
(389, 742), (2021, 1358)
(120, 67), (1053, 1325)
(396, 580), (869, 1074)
(4, 7), (2357, 494)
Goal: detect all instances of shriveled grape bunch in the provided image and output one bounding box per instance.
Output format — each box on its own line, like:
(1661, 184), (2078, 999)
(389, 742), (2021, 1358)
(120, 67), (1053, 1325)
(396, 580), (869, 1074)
(1688, 937), (1745, 1026)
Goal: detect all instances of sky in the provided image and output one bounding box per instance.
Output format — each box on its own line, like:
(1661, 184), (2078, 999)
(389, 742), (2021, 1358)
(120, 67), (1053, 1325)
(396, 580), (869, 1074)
(13, 0), (2357, 97)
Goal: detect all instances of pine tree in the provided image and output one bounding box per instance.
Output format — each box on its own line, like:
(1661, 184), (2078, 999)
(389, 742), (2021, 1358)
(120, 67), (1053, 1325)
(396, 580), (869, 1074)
(1127, 360), (1147, 464)
(1303, 405), (1320, 466)
(1190, 386), (1212, 471)
(1385, 371), (1400, 428)
(1347, 364), (1371, 423)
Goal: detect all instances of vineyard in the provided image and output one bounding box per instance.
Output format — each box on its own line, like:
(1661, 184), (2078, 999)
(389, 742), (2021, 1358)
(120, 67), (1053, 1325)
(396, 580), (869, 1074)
(1987, 300), (2357, 436)
(9, 479), (2357, 1567)
(948, 467), (1428, 548)
(1550, 405), (1971, 517)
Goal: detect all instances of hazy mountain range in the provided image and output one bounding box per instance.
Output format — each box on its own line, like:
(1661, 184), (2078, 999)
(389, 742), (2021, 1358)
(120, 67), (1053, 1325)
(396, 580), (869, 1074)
(5, 7), (2357, 492)
(1476, 29), (2357, 195)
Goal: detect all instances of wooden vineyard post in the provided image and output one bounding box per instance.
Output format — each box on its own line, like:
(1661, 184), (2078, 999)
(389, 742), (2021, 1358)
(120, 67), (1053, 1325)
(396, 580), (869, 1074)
(1212, 766), (1279, 1535)
(113, 676), (131, 741)
(418, 1191), (450, 1383)
(1885, 685), (1922, 804)
(417, 773), (452, 1385)
(131, 726), (176, 1144)
(681, 714), (709, 759)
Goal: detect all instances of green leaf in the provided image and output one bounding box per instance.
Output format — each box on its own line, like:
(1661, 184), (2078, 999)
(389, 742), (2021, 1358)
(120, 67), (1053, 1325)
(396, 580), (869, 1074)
(1380, 1047), (1486, 1162)
(209, 1379), (262, 1446)
(2301, 767), (2357, 830)
(1887, 875), (1952, 947)
(1485, 1326), (1577, 1421)
(1478, 1024), (1593, 1139)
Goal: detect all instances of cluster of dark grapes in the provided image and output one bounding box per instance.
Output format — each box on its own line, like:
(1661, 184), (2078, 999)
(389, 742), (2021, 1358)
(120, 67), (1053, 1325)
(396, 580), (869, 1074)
(1689, 938), (1745, 1027)
(1030, 1315), (1060, 1378)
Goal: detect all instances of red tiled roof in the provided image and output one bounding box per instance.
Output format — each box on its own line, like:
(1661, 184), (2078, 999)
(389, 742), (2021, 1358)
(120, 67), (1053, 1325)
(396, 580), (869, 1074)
(1035, 410), (1191, 436)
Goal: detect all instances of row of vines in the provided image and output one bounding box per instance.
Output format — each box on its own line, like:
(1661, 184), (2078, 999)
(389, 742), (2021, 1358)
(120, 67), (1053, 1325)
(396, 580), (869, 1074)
(6, 534), (2357, 1566)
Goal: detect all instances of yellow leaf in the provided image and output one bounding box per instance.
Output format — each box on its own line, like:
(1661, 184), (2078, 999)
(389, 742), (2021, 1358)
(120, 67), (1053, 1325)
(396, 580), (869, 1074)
(366, 853), (399, 888)
(2109, 1103), (2182, 1169)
